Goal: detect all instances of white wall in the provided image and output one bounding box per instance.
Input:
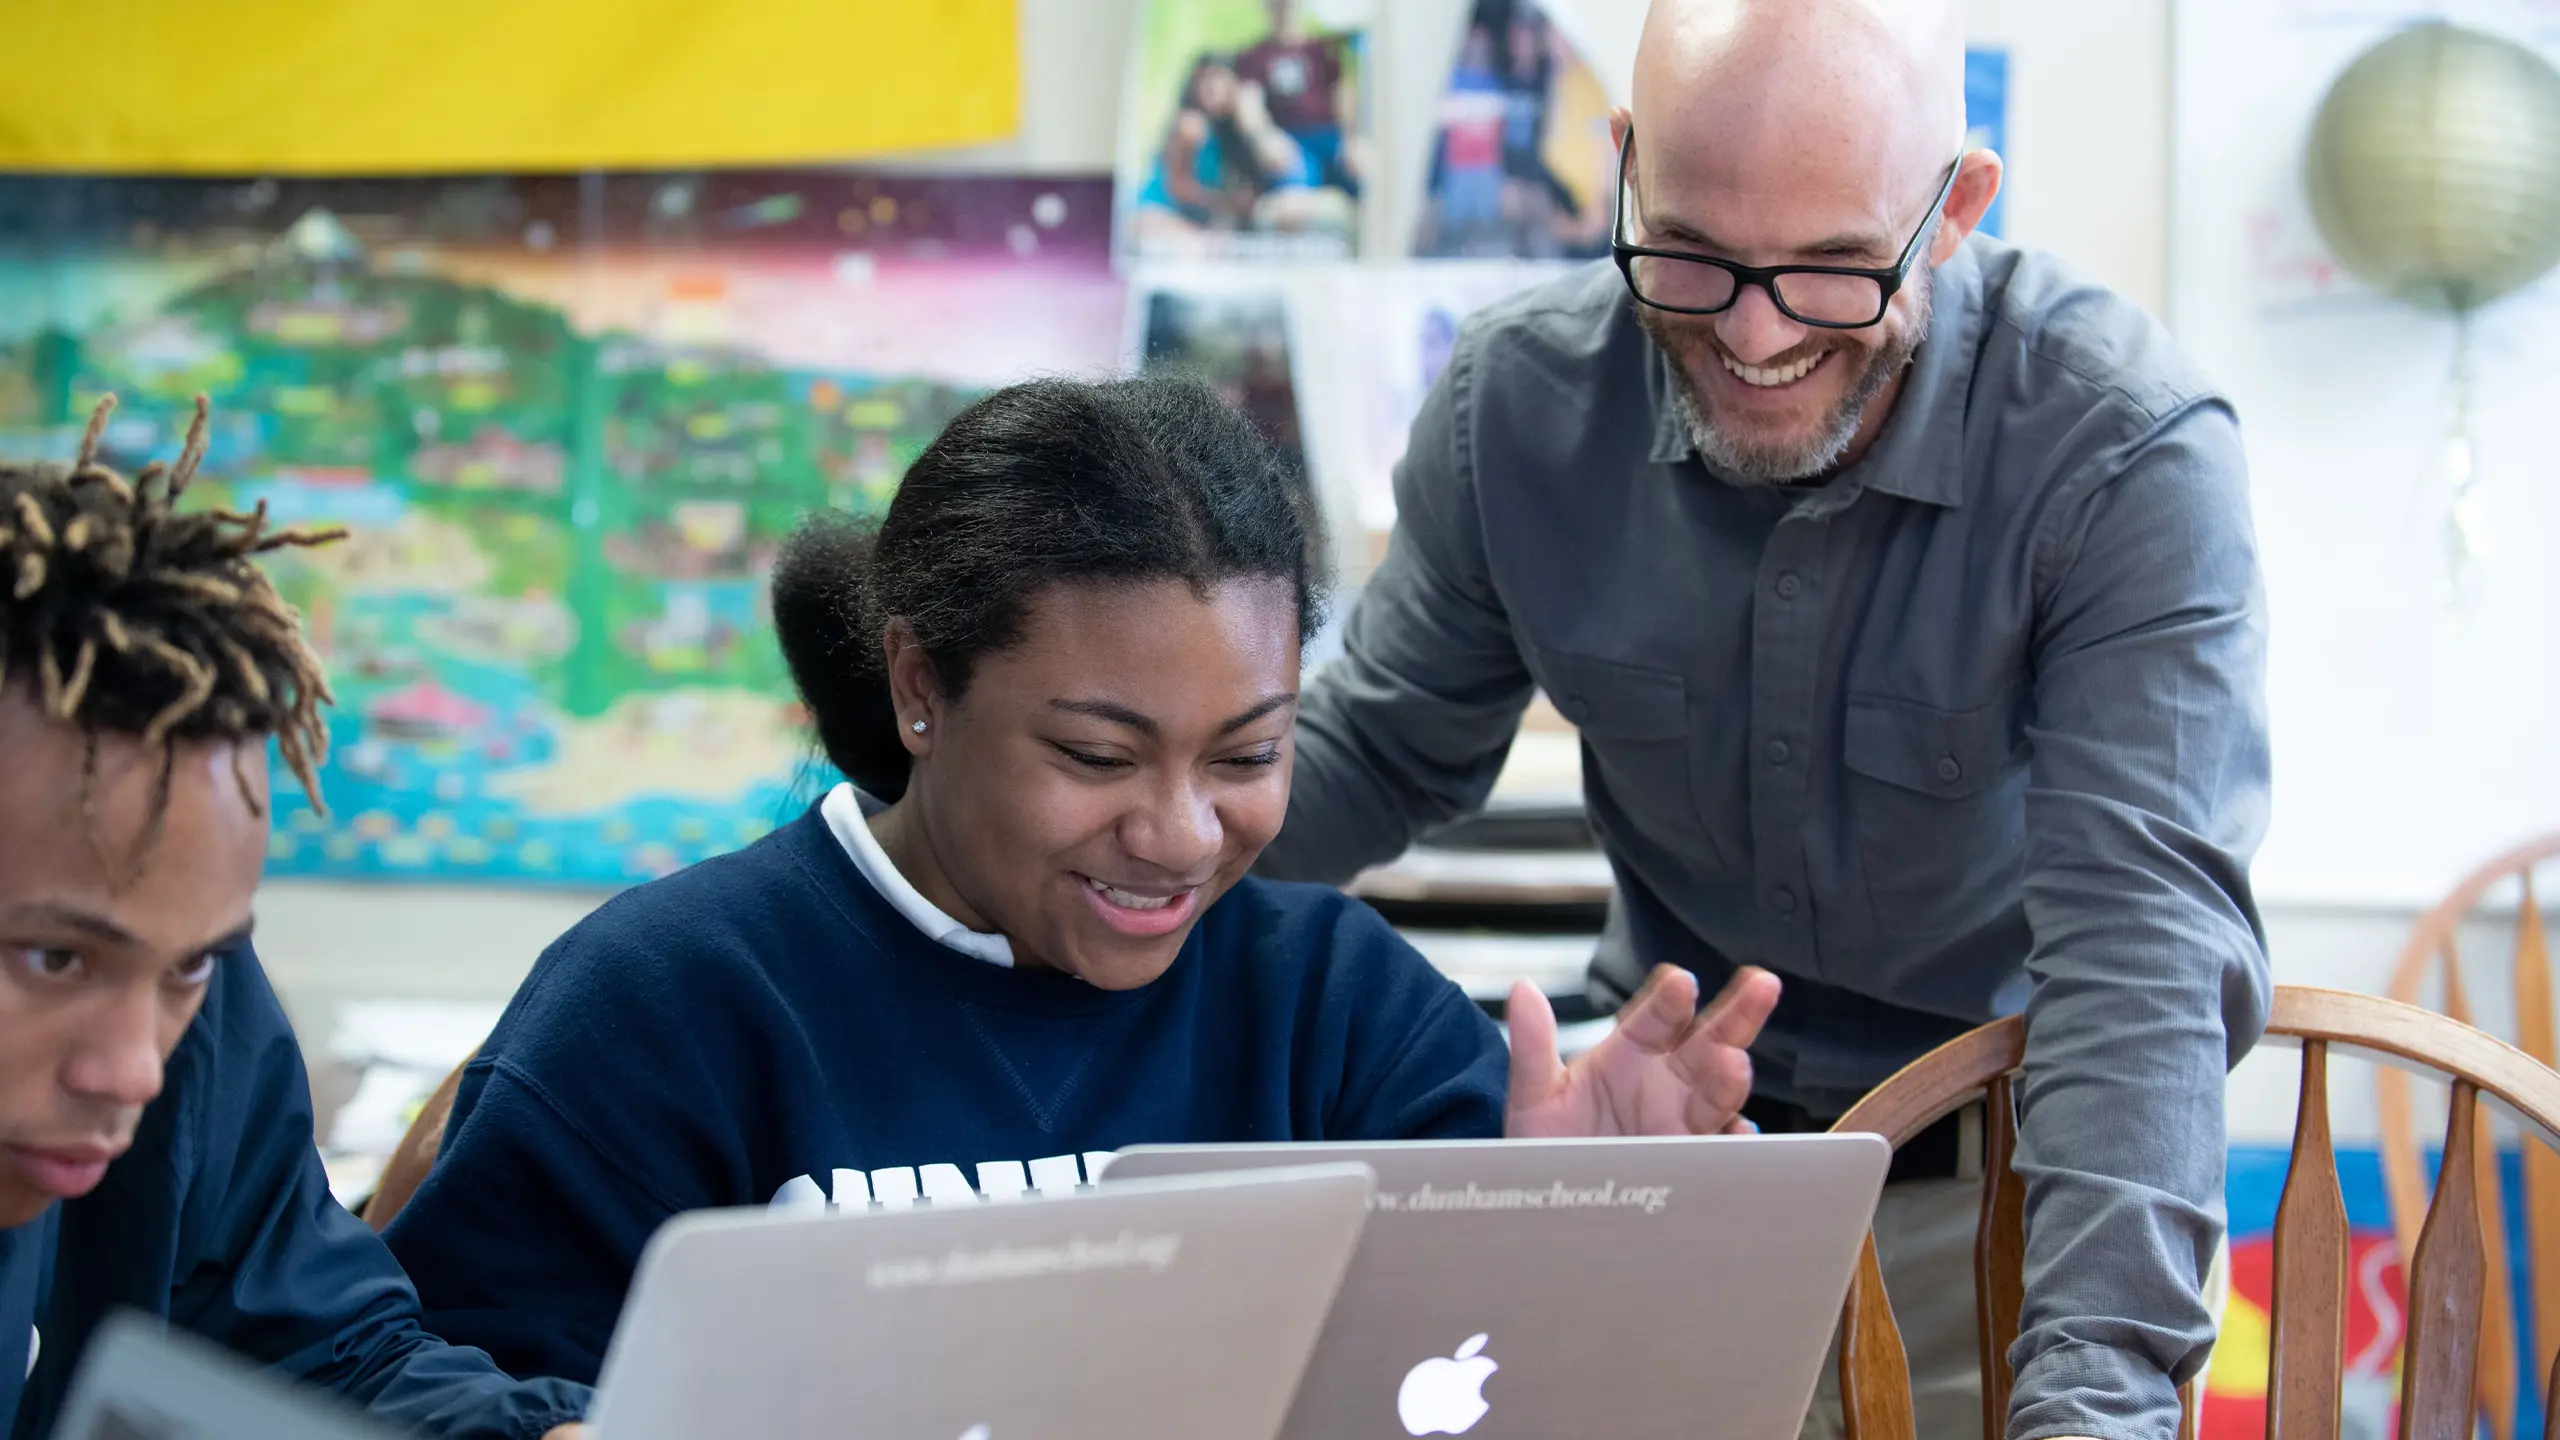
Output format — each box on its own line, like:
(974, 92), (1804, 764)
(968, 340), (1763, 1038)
(252, 0), (2472, 1145)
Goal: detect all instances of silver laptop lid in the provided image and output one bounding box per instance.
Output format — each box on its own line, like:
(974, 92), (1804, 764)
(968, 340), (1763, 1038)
(591, 1162), (1376, 1440)
(53, 1311), (392, 1440)
(1104, 1135), (1889, 1440)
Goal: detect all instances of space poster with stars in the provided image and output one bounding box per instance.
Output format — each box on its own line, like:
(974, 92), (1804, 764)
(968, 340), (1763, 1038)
(0, 172), (1124, 885)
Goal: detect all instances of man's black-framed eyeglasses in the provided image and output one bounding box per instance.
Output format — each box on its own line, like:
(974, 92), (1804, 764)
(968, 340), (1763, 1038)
(1610, 127), (1961, 330)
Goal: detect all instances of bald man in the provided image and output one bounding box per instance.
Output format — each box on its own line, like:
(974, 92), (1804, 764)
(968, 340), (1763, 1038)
(1262, 2), (2268, 1438)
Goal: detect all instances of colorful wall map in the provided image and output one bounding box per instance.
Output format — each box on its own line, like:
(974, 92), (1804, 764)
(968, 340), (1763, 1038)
(0, 173), (1124, 885)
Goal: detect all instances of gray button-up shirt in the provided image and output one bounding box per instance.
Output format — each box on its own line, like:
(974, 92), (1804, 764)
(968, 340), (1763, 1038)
(1264, 237), (2272, 1439)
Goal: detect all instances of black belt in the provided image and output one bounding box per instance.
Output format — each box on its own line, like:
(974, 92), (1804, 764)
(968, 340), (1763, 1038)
(1740, 1094), (1972, 1184)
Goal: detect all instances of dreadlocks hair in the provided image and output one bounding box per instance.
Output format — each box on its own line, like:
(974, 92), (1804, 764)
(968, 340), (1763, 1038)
(0, 393), (345, 873)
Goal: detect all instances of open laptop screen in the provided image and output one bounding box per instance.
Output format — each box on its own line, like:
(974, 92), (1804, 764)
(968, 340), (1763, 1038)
(52, 1313), (391, 1440)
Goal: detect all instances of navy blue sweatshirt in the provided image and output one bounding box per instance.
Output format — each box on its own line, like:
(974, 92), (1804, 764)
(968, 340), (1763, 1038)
(384, 804), (1508, 1384)
(0, 947), (589, 1440)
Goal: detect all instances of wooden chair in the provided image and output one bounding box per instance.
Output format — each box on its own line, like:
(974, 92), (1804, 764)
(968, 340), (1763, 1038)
(2376, 835), (2560, 1440)
(1828, 986), (2560, 1440)
(358, 1052), (471, 1232)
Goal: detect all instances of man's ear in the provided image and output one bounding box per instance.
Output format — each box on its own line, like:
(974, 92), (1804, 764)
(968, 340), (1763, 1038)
(1932, 150), (2005, 263)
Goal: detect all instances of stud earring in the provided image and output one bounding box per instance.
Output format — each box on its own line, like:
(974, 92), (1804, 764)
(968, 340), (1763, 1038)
(911, 720), (927, 734)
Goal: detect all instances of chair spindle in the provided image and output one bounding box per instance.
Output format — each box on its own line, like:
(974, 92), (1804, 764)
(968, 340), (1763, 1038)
(2515, 881), (2560, 1397)
(2267, 1040), (2346, 1440)
(1839, 1231), (1917, 1440)
(2442, 960), (2521, 1440)
(2474, 1093), (2520, 1440)
(1977, 1077), (2026, 1440)
(2543, 1343), (2560, 1440)
(2400, 1081), (2489, 1440)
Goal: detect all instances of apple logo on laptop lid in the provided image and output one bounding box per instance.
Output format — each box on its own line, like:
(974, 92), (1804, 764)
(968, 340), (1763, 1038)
(1397, 1334), (1497, 1436)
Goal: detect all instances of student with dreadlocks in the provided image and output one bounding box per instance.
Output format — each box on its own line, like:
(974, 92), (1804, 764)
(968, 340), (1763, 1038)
(0, 397), (589, 1439)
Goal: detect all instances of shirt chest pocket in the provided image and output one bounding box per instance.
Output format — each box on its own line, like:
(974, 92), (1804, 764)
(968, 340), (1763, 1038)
(1842, 691), (2027, 940)
(1537, 649), (1727, 870)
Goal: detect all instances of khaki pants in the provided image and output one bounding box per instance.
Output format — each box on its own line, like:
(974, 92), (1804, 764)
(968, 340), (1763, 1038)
(1796, 1180), (2233, 1440)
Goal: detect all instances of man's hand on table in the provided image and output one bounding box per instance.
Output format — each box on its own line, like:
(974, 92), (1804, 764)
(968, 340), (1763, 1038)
(1503, 963), (1780, 1137)
(542, 1426), (587, 1439)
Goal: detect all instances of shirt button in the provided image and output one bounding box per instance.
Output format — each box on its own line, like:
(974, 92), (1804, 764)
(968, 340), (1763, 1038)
(1766, 739), (1791, 764)
(1560, 694), (1591, 723)
(1774, 573), (1803, 600)
(1772, 887), (1799, 915)
(1936, 755), (1964, 784)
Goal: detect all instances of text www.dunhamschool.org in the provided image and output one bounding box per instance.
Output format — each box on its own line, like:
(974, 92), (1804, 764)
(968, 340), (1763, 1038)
(1373, 1181), (1672, 1216)
(866, 1231), (1181, 1290)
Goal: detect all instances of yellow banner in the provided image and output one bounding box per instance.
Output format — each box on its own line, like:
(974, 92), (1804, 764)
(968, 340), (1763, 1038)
(0, 0), (1019, 174)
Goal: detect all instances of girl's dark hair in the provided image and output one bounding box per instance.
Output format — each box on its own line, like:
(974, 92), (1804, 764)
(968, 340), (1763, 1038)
(771, 375), (1329, 802)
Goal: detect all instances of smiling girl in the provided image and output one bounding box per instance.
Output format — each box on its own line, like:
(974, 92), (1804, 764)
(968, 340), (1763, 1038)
(383, 376), (1776, 1384)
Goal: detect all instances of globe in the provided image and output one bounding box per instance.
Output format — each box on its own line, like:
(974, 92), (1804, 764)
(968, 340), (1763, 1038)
(2305, 21), (2560, 311)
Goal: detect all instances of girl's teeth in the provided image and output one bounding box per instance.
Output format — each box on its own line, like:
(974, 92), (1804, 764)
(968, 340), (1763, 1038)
(1090, 878), (1177, 911)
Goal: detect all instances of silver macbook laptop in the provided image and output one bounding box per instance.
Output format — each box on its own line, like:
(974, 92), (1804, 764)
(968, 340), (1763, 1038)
(589, 1161), (1377, 1440)
(1104, 1135), (1889, 1440)
(53, 1311), (389, 1440)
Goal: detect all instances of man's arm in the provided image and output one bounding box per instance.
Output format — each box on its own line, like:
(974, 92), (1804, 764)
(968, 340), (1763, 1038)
(1261, 326), (1538, 883)
(176, 952), (590, 1440)
(2009, 402), (2273, 1440)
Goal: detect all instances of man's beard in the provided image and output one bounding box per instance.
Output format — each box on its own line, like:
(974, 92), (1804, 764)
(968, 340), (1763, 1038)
(1640, 265), (1934, 487)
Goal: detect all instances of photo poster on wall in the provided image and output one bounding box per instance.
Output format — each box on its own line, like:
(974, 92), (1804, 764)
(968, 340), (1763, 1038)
(1410, 0), (1619, 261)
(1966, 46), (2007, 240)
(1395, 7), (2006, 252)
(1344, 262), (1574, 569)
(0, 173), (1124, 886)
(1115, 0), (1377, 265)
(1128, 272), (1311, 483)
(1115, 263), (1573, 596)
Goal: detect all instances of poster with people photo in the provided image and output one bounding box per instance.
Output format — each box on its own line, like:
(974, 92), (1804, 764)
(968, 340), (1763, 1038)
(1116, 0), (1374, 264)
(1407, 12), (2011, 258)
(1130, 278), (1308, 480)
(1345, 264), (1564, 570)
(1412, 0), (1618, 260)
(1966, 47), (2008, 239)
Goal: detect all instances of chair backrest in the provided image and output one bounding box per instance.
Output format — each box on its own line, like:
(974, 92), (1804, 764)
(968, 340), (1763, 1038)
(1828, 986), (2560, 1440)
(2377, 835), (2560, 1440)
(360, 1052), (470, 1233)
